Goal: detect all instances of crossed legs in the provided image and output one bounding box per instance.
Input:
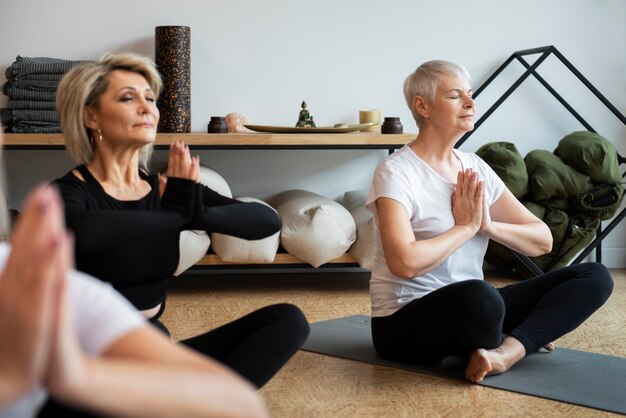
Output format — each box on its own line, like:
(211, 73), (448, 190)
(372, 263), (613, 382)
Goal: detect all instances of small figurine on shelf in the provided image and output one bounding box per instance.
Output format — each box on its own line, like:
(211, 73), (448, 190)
(296, 101), (316, 128)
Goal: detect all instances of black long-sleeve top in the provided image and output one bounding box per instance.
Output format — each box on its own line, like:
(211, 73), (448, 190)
(54, 165), (281, 310)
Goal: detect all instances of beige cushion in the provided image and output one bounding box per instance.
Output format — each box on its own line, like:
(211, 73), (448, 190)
(174, 230), (211, 276)
(198, 164), (232, 198)
(341, 190), (375, 269)
(210, 197), (280, 263)
(174, 165), (231, 276)
(269, 190), (356, 267)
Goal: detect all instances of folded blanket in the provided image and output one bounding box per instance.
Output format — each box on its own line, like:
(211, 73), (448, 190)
(1, 108), (59, 124)
(2, 85), (56, 101)
(5, 55), (88, 78)
(9, 121), (61, 133)
(8, 73), (64, 82)
(8, 78), (60, 91)
(8, 99), (56, 110)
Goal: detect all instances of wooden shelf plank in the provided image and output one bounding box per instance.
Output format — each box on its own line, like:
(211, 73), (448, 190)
(4, 132), (414, 148)
(4, 133), (64, 147)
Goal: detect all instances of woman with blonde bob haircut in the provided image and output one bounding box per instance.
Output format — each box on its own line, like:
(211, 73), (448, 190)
(52, 52), (309, 413)
(57, 53), (161, 168)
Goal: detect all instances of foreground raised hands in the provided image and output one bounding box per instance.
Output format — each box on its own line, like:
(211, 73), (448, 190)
(0, 185), (71, 406)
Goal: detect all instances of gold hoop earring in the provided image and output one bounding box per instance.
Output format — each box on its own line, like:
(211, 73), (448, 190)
(98, 129), (103, 146)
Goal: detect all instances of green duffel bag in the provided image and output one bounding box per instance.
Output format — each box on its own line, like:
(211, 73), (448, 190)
(530, 208), (600, 272)
(483, 202), (544, 272)
(570, 182), (624, 220)
(476, 141), (528, 199)
(484, 202), (599, 277)
(554, 131), (622, 184)
(525, 150), (593, 201)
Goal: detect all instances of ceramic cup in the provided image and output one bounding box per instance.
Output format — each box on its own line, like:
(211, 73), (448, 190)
(359, 109), (381, 132)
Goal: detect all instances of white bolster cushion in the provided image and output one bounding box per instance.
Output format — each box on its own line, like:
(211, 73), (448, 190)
(341, 189), (375, 269)
(174, 230), (211, 276)
(269, 190), (356, 267)
(174, 165), (232, 276)
(210, 197), (280, 263)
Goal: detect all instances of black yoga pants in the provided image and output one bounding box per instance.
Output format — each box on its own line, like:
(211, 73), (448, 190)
(180, 302), (310, 388)
(371, 262), (613, 364)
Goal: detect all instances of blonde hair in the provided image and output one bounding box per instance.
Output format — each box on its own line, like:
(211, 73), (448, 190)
(57, 52), (162, 168)
(403, 60), (471, 127)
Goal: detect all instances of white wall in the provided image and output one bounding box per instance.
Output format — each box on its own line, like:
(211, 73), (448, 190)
(2, 0), (625, 266)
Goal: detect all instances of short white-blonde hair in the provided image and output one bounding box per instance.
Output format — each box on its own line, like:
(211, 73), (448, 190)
(403, 60), (471, 127)
(57, 52), (162, 167)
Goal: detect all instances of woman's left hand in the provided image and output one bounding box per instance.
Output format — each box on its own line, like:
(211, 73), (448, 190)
(479, 194), (493, 235)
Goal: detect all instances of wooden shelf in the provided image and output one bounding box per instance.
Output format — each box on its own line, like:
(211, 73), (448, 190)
(4, 132), (414, 150)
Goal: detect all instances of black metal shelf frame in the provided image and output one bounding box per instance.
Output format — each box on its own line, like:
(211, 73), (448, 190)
(455, 45), (626, 276)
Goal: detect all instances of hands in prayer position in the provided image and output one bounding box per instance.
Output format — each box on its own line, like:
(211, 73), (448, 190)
(0, 185), (81, 405)
(159, 140), (200, 197)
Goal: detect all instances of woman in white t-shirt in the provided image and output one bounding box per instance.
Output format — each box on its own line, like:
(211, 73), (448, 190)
(0, 128), (267, 418)
(366, 60), (613, 383)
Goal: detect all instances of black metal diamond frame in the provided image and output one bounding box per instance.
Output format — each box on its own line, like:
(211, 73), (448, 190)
(455, 45), (626, 276)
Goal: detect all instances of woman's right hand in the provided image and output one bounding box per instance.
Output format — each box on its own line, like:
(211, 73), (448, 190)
(451, 168), (484, 233)
(166, 141), (199, 183)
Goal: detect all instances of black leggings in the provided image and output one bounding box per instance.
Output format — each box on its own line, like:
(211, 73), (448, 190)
(371, 262), (613, 364)
(147, 301), (310, 388)
(179, 303), (309, 388)
(38, 303), (309, 417)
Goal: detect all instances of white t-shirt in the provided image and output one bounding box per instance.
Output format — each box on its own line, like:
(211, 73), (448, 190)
(366, 145), (505, 317)
(0, 243), (146, 418)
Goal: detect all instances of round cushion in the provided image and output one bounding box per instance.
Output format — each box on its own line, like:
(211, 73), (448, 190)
(341, 189), (375, 269)
(198, 164), (232, 198)
(210, 197), (280, 263)
(269, 189), (356, 267)
(174, 230), (211, 276)
(174, 164), (231, 275)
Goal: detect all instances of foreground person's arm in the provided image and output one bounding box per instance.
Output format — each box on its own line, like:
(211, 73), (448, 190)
(48, 326), (268, 418)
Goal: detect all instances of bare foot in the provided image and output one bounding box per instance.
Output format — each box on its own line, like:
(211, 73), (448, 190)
(543, 342), (555, 352)
(466, 349), (492, 383)
(465, 337), (526, 383)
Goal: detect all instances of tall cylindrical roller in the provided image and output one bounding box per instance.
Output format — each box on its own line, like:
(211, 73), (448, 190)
(155, 26), (191, 133)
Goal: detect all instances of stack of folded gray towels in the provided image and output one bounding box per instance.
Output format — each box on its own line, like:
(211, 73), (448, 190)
(1, 56), (87, 133)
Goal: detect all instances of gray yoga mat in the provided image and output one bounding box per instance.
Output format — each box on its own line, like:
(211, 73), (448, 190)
(302, 315), (626, 415)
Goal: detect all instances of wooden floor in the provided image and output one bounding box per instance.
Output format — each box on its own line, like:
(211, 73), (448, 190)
(161, 268), (626, 418)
